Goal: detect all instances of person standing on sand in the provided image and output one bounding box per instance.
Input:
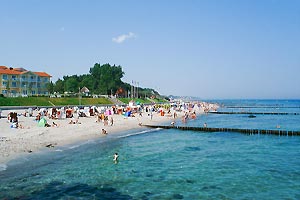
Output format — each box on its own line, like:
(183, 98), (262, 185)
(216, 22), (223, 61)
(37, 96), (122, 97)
(110, 116), (114, 126)
(102, 128), (107, 135)
(173, 111), (177, 119)
(104, 115), (109, 126)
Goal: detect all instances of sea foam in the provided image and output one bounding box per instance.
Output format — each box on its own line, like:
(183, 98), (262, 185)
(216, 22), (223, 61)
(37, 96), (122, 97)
(118, 128), (162, 138)
(0, 164), (7, 171)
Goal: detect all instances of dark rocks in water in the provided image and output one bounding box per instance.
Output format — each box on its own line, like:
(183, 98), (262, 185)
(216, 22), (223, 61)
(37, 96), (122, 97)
(145, 173), (154, 177)
(184, 146), (201, 151)
(172, 193), (184, 199)
(31, 173), (40, 177)
(248, 114), (256, 118)
(186, 179), (195, 184)
(99, 186), (116, 193)
(27, 181), (134, 200)
(140, 195), (149, 200)
(202, 185), (221, 190)
(140, 191), (153, 199)
(143, 191), (153, 196)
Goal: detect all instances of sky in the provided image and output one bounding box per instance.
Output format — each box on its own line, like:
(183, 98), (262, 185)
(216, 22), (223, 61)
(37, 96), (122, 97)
(1, 0), (300, 99)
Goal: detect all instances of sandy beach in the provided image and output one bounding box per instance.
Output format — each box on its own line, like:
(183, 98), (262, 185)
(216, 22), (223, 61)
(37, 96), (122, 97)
(0, 101), (216, 166)
(0, 108), (175, 165)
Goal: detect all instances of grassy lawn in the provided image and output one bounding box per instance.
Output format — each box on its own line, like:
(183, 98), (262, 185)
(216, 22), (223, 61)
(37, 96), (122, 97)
(0, 97), (112, 106)
(118, 98), (168, 104)
(0, 97), (168, 107)
(118, 98), (152, 104)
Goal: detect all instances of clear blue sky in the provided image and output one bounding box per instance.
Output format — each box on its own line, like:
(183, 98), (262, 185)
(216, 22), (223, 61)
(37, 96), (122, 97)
(1, 0), (299, 99)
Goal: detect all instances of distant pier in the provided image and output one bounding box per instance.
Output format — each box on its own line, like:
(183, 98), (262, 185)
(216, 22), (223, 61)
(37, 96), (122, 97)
(208, 111), (300, 115)
(143, 125), (300, 136)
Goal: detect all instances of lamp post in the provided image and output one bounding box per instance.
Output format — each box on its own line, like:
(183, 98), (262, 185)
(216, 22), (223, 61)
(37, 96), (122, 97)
(78, 87), (81, 105)
(137, 82), (139, 99)
(131, 81), (133, 99)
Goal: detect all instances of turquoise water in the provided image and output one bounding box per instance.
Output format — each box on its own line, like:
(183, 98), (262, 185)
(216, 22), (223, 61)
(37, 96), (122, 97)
(1, 100), (300, 199)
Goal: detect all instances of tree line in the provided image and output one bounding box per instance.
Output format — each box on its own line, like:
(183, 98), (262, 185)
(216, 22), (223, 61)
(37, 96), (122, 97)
(47, 63), (159, 98)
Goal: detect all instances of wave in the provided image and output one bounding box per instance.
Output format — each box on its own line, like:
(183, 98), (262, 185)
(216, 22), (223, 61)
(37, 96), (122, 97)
(0, 164), (7, 171)
(118, 128), (162, 138)
(68, 139), (96, 150)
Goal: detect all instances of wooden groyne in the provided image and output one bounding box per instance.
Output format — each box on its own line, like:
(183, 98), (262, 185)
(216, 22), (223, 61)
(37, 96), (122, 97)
(208, 111), (300, 115)
(143, 125), (300, 136)
(225, 106), (300, 109)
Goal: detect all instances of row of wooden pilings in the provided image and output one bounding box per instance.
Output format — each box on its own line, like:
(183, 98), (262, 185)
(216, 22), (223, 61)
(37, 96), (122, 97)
(225, 106), (300, 109)
(142, 125), (300, 136)
(208, 111), (300, 115)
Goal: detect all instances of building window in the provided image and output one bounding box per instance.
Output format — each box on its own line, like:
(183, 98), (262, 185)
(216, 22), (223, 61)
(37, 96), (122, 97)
(2, 75), (8, 80)
(31, 90), (36, 95)
(21, 75), (27, 81)
(2, 90), (7, 94)
(2, 82), (7, 87)
(11, 82), (17, 87)
(12, 75), (17, 80)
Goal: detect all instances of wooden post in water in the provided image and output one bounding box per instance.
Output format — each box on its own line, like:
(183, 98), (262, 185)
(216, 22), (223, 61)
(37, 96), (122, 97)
(142, 125), (300, 136)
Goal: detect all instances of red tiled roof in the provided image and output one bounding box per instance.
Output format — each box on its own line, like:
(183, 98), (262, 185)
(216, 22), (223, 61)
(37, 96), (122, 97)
(0, 66), (51, 77)
(0, 68), (22, 75)
(0, 66), (8, 70)
(34, 72), (52, 77)
(20, 71), (30, 75)
(14, 68), (27, 72)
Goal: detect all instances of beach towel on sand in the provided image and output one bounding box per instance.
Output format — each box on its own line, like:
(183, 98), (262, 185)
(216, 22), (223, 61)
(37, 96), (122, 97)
(38, 118), (47, 127)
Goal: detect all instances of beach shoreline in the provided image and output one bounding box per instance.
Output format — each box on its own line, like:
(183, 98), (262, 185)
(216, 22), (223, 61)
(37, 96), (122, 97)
(0, 101), (216, 167)
(0, 108), (175, 166)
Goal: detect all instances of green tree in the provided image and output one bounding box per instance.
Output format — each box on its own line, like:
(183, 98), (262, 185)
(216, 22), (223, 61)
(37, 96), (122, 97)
(89, 63), (124, 95)
(78, 74), (95, 92)
(64, 75), (79, 93)
(54, 78), (64, 93)
(89, 63), (101, 93)
(47, 81), (54, 94)
(51, 62), (160, 98)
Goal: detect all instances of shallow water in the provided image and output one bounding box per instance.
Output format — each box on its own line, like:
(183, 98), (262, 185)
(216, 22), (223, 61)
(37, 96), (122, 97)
(1, 100), (300, 199)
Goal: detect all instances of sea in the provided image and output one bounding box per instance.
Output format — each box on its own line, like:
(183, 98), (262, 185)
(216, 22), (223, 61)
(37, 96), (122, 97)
(0, 99), (300, 199)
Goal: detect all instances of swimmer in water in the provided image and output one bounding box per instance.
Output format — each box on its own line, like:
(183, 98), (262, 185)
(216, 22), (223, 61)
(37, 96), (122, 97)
(113, 153), (119, 164)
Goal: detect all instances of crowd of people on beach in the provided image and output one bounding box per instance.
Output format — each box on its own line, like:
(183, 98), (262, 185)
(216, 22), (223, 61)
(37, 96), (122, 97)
(1, 102), (218, 128)
(0, 100), (220, 165)
(2, 100), (219, 134)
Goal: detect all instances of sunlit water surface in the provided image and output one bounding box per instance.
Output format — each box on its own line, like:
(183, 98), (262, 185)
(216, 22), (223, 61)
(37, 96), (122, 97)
(1, 100), (300, 199)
